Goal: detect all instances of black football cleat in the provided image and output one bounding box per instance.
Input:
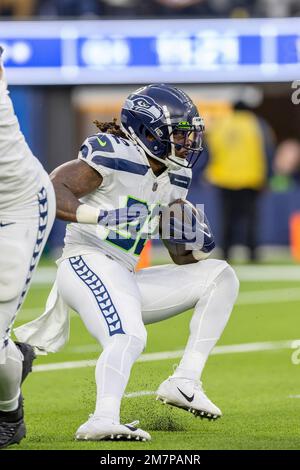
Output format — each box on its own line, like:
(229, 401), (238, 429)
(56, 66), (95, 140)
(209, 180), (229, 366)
(0, 396), (25, 450)
(0, 343), (35, 449)
(15, 342), (36, 384)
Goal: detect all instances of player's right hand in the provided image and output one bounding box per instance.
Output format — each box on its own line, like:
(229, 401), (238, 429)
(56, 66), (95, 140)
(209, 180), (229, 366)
(97, 206), (147, 228)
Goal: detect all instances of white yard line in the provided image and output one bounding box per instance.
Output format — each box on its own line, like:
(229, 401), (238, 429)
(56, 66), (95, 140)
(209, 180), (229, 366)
(236, 287), (300, 305)
(32, 339), (298, 373)
(67, 338), (296, 355)
(18, 286), (300, 322)
(30, 265), (300, 286)
(124, 391), (156, 398)
(234, 265), (300, 281)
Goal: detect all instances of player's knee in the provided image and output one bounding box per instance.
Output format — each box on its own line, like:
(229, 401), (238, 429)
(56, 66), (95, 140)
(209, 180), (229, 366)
(0, 342), (7, 365)
(107, 332), (146, 360)
(203, 259), (233, 280)
(129, 322), (147, 353)
(192, 258), (229, 282)
(127, 333), (146, 359)
(219, 264), (240, 300)
(205, 262), (240, 306)
(122, 318), (147, 352)
(0, 282), (22, 302)
(0, 243), (26, 302)
(194, 259), (239, 298)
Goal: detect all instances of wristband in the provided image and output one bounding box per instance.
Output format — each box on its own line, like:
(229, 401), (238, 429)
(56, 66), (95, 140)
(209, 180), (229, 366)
(76, 204), (99, 224)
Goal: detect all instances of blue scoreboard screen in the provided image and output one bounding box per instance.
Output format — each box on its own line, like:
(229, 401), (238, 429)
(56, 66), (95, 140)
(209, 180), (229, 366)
(1, 18), (299, 84)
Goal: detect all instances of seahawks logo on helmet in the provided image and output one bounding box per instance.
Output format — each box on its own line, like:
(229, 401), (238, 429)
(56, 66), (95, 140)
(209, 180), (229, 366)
(124, 95), (164, 124)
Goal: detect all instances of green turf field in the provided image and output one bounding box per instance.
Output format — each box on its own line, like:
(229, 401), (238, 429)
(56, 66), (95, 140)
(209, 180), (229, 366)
(5, 262), (300, 450)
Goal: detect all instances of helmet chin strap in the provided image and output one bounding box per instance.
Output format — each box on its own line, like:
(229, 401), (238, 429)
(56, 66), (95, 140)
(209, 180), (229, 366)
(121, 119), (188, 170)
(162, 105), (189, 169)
(162, 106), (176, 162)
(121, 123), (172, 167)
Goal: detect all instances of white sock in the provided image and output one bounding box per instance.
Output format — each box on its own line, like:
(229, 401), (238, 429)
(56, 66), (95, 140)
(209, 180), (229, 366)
(0, 339), (23, 411)
(172, 266), (239, 381)
(94, 334), (144, 423)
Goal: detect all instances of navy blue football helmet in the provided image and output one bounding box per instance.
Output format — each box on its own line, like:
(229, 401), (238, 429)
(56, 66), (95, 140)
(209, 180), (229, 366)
(120, 83), (205, 168)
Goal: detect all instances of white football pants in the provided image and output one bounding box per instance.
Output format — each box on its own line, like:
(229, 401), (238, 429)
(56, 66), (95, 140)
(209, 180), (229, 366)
(57, 252), (239, 423)
(0, 178), (55, 411)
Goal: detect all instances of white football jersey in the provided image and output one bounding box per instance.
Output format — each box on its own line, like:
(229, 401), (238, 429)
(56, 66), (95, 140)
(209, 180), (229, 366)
(63, 132), (192, 270)
(0, 77), (46, 211)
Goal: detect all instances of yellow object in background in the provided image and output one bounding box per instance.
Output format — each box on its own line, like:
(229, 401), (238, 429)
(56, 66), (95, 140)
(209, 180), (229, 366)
(206, 111), (266, 190)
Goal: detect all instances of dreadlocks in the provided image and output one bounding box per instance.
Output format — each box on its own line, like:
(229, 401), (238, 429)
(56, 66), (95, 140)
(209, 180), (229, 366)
(93, 118), (127, 139)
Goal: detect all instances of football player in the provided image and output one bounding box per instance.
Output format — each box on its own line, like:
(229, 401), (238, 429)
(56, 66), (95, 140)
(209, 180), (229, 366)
(0, 47), (56, 448)
(16, 84), (239, 442)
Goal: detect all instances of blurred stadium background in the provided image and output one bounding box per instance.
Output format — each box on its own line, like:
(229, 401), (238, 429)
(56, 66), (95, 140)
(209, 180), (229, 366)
(1, 0), (300, 450)
(1, 0), (300, 263)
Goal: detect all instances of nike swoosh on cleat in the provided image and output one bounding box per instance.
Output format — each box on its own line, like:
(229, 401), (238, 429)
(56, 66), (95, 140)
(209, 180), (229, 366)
(0, 221), (16, 227)
(124, 425), (138, 432)
(96, 137), (107, 147)
(177, 387), (194, 402)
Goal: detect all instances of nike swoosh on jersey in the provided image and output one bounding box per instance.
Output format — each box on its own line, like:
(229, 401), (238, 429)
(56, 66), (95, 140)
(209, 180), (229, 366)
(96, 137), (107, 147)
(177, 387), (194, 402)
(0, 221), (16, 227)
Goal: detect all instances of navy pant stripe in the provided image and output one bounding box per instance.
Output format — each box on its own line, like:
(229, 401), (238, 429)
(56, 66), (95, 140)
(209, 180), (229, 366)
(1, 187), (49, 351)
(69, 256), (125, 337)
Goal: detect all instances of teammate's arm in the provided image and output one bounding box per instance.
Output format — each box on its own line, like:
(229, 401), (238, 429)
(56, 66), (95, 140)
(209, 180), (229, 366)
(0, 46), (4, 80)
(50, 160), (103, 222)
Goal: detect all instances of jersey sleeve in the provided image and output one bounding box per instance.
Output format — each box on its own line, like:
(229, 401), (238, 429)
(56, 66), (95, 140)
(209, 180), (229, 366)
(0, 48), (8, 104)
(0, 72), (8, 105)
(78, 133), (117, 179)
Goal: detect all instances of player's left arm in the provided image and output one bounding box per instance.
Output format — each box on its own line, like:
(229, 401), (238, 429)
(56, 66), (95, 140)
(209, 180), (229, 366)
(161, 199), (215, 265)
(162, 240), (199, 265)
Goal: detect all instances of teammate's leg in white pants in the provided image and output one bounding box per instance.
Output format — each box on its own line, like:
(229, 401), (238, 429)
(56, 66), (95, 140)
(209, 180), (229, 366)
(57, 253), (147, 425)
(0, 182), (55, 412)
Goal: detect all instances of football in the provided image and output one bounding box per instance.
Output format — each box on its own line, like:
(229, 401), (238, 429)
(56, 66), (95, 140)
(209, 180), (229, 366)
(160, 199), (197, 257)
(160, 199), (215, 262)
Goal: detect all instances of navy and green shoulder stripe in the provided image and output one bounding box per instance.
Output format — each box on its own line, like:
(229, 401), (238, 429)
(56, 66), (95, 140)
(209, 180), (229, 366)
(80, 133), (115, 157)
(79, 133), (150, 176)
